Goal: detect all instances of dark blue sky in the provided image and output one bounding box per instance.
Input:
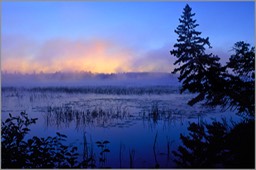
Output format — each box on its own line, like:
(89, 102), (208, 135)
(2, 1), (255, 73)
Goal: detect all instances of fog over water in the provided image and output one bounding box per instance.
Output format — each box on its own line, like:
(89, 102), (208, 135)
(1, 71), (243, 168)
(1, 72), (179, 87)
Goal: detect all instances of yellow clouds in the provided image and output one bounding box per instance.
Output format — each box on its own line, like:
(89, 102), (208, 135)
(2, 37), (134, 73)
(2, 35), (173, 74)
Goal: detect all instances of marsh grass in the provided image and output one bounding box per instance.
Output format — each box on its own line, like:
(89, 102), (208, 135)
(45, 103), (185, 130)
(45, 105), (131, 129)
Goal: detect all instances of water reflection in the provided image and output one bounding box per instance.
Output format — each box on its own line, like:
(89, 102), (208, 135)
(45, 106), (134, 129)
(44, 104), (193, 130)
(2, 88), (239, 168)
(42, 105), (204, 168)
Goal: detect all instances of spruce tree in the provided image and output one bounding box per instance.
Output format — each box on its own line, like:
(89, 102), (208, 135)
(171, 4), (255, 116)
(227, 41), (255, 80)
(170, 4), (222, 106)
(225, 41), (255, 115)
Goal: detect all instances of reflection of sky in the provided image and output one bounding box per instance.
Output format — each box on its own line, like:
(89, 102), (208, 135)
(2, 88), (243, 168)
(2, 2), (254, 73)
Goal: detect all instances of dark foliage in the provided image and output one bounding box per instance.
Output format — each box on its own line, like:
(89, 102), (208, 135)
(96, 140), (111, 168)
(224, 41), (255, 115)
(225, 120), (255, 168)
(171, 4), (255, 116)
(1, 112), (96, 168)
(172, 120), (255, 168)
(227, 41), (255, 79)
(170, 4), (222, 107)
(171, 4), (255, 168)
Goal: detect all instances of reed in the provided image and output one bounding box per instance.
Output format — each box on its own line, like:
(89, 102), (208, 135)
(129, 148), (135, 168)
(119, 142), (125, 168)
(153, 132), (159, 168)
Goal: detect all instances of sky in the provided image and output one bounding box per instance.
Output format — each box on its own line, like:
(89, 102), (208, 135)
(1, 1), (255, 74)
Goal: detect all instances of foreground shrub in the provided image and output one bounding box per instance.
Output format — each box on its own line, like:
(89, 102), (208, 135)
(172, 120), (255, 168)
(1, 112), (95, 168)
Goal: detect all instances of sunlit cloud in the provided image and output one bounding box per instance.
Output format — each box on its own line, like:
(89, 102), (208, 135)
(2, 36), (135, 73)
(2, 35), (174, 74)
(131, 44), (175, 73)
(2, 35), (230, 74)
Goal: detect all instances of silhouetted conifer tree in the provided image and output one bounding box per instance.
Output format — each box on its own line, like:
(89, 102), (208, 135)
(225, 41), (255, 115)
(171, 4), (221, 106)
(227, 41), (255, 80)
(171, 6), (255, 168)
(171, 4), (255, 116)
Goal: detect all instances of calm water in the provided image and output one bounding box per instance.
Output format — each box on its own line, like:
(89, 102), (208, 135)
(1, 86), (241, 168)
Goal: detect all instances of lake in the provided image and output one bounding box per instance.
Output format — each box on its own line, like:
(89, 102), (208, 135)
(1, 86), (241, 168)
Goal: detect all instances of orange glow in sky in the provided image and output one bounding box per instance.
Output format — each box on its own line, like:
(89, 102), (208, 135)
(2, 37), (172, 74)
(2, 2), (254, 74)
(2, 39), (135, 74)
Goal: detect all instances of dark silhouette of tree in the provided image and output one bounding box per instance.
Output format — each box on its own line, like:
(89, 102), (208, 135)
(1, 112), (96, 168)
(224, 41), (255, 115)
(171, 4), (255, 116)
(171, 4), (255, 169)
(172, 121), (228, 168)
(172, 120), (255, 168)
(227, 41), (255, 79)
(225, 120), (255, 168)
(170, 4), (222, 107)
